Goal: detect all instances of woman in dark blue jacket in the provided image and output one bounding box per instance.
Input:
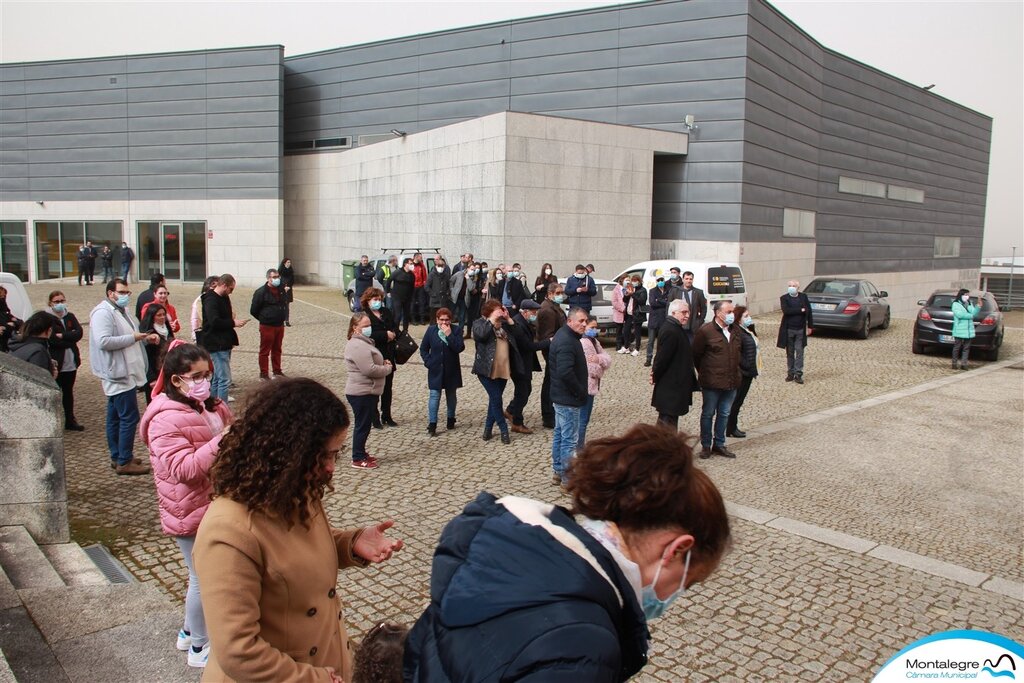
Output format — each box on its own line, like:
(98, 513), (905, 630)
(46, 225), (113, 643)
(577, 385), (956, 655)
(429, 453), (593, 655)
(404, 423), (732, 682)
(419, 306), (465, 436)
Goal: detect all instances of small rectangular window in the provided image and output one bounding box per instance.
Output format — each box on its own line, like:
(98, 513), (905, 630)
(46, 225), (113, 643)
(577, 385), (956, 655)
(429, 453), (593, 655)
(314, 137), (349, 148)
(284, 140), (315, 151)
(783, 208), (815, 238)
(934, 236), (960, 258)
(887, 184), (925, 203)
(839, 176), (886, 198)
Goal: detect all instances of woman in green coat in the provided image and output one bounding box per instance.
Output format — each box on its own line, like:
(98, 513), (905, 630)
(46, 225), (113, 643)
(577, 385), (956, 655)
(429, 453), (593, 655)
(950, 288), (980, 370)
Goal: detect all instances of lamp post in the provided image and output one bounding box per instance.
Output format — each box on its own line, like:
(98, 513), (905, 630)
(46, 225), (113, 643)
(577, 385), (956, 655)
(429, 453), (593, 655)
(1009, 246), (1017, 311)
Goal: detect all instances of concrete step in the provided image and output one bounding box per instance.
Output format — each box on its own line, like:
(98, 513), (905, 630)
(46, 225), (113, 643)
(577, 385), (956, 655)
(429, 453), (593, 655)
(0, 527), (63, 590)
(39, 543), (109, 587)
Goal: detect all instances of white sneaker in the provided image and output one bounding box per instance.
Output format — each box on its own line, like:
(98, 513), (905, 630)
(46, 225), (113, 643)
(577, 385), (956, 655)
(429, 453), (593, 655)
(617, 347), (628, 354)
(227, 395), (236, 403)
(176, 629), (191, 651)
(188, 643), (210, 668)
(631, 349), (639, 357)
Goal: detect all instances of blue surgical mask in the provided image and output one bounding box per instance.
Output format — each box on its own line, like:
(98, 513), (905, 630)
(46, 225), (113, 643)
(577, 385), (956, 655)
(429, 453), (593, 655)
(554, 295), (565, 304)
(271, 278), (281, 287)
(370, 300), (382, 311)
(657, 281), (665, 288)
(511, 271), (519, 278)
(584, 328), (599, 338)
(52, 303), (67, 313)
(742, 316), (753, 328)
(724, 313), (735, 325)
(787, 286), (798, 296)
(360, 326), (373, 337)
(116, 294), (130, 308)
(496, 273), (504, 281)
(642, 550), (690, 621)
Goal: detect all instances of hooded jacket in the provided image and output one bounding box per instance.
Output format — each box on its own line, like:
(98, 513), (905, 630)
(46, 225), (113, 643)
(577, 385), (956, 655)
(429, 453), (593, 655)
(404, 492), (649, 682)
(9, 336), (53, 374)
(139, 393), (234, 536)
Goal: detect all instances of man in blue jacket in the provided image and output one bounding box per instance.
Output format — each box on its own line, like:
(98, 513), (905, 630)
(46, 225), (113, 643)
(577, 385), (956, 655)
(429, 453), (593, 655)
(565, 264), (597, 312)
(548, 307), (589, 485)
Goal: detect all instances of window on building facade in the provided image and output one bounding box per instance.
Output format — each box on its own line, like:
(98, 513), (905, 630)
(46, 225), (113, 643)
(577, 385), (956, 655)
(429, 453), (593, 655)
(934, 236), (960, 258)
(0, 221), (28, 281)
(838, 176), (887, 198)
(887, 184), (925, 203)
(783, 208), (816, 238)
(33, 221), (125, 279)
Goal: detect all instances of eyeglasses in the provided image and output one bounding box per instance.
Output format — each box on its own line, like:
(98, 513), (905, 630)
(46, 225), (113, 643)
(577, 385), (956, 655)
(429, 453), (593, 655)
(50, 299), (66, 304)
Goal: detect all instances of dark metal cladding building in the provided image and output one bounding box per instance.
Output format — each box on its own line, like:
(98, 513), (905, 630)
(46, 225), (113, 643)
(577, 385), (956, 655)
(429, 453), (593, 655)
(0, 0), (990, 315)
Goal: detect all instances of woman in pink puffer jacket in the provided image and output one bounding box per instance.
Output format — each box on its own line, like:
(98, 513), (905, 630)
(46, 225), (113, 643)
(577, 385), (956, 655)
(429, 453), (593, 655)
(139, 341), (233, 669)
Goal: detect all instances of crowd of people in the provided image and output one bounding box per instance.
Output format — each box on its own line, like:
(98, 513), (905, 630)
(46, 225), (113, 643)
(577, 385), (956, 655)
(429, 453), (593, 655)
(1, 250), (987, 681)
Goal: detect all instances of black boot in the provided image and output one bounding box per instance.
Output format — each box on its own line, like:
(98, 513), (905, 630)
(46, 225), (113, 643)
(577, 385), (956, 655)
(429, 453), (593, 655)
(952, 360), (959, 370)
(482, 429), (493, 442)
(447, 417), (457, 430)
(500, 432), (511, 445)
(427, 423), (437, 437)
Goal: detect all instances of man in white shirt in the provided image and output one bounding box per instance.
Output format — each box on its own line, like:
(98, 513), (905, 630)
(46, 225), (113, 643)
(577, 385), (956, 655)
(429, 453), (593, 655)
(89, 278), (159, 475)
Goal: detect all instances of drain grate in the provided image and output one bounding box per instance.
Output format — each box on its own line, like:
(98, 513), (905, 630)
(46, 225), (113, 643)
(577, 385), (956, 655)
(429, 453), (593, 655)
(81, 544), (136, 584)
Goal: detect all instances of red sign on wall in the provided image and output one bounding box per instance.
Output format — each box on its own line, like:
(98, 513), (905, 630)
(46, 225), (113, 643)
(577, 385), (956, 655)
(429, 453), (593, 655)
(208, 230), (214, 240)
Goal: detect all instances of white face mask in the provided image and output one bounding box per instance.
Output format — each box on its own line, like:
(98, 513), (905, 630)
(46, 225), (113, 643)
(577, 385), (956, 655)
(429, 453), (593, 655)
(545, 268), (552, 275)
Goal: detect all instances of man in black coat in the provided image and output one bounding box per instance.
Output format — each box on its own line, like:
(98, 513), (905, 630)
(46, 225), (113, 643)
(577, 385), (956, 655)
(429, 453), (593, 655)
(776, 279), (814, 384)
(645, 278), (668, 367)
(200, 274), (247, 401)
(667, 268), (707, 343)
(548, 307), (589, 485)
(250, 267), (289, 380)
(354, 255), (375, 312)
(651, 299), (697, 430)
(505, 300), (551, 434)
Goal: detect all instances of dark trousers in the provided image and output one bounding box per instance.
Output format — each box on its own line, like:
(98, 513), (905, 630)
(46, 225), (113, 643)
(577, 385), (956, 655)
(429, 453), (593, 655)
(657, 413), (679, 430)
(506, 372), (534, 426)
(728, 375), (754, 433)
(376, 371), (394, 421)
(77, 265), (89, 285)
(102, 264), (114, 282)
(258, 324), (285, 375)
(478, 375), (509, 435)
(631, 319), (644, 352)
(466, 296), (482, 335)
(346, 394), (376, 461)
(540, 353), (554, 426)
(56, 370), (78, 424)
(646, 322), (661, 361)
(393, 296), (412, 332)
(413, 287), (428, 324)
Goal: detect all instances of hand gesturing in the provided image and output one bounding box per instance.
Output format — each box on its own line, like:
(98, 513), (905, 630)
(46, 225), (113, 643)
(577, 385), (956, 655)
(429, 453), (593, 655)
(354, 521), (403, 563)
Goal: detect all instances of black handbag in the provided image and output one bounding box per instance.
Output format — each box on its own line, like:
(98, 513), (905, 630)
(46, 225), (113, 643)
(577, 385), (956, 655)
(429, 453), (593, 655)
(393, 330), (418, 365)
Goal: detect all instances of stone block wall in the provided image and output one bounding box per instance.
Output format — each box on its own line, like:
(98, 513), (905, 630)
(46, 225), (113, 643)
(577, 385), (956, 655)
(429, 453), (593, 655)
(0, 353), (68, 544)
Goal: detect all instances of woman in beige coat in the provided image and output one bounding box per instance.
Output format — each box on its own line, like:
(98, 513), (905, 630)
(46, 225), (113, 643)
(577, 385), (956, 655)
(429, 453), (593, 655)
(194, 377), (402, 683)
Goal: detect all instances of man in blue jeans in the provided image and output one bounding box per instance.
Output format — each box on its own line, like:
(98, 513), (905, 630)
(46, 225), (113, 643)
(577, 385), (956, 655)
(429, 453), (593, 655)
(89, 279), (159, 475)
(198, 274), (247, 401)
(548, 307), (590, 485)
(692, 300), (742, 459)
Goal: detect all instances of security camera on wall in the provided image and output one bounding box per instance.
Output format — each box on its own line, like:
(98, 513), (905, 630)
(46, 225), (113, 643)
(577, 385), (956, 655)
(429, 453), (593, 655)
(684, 114), (697, 130)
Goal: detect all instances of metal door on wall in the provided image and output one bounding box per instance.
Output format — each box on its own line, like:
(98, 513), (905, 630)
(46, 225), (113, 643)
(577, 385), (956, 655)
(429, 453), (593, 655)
(137, 221), (206, 283)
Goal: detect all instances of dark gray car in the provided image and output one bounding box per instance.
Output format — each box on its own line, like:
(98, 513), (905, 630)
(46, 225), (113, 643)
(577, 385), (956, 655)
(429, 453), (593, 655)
(803, 279), (891, 339)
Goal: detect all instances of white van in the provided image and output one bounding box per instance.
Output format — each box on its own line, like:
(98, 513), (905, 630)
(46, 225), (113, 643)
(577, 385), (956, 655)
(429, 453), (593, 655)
(0, 272), (31, 321)
(614, 260), (748, 323)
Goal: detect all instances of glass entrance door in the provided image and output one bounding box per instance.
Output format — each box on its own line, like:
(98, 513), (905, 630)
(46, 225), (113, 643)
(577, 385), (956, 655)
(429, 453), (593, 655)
(162, 224), (181, 280)
(137, 221), (206, 283)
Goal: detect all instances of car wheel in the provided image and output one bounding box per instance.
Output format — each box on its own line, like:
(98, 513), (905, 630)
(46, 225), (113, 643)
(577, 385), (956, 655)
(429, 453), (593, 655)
(857, 314), (871, 339)
(984, 339), (1001, 362)
(880, 308), (891, 329)
(912, 337), (924, 354)
(346, 291), (356, 312)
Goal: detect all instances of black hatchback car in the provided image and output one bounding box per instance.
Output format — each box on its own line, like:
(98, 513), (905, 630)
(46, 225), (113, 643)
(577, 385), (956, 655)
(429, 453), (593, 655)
(912, 290), (1004, 360)
(803, 278), (891, 339)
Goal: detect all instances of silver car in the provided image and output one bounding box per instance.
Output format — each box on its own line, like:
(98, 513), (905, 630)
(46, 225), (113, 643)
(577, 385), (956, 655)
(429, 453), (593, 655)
(803, 278), (891, 339)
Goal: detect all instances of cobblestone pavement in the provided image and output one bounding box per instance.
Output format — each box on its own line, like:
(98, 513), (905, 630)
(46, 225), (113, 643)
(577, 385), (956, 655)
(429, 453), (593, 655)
(21, 281), (1024, 681)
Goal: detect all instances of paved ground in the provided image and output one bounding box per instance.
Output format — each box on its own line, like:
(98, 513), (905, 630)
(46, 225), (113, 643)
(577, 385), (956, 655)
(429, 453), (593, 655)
(20, 281), (1024, 681)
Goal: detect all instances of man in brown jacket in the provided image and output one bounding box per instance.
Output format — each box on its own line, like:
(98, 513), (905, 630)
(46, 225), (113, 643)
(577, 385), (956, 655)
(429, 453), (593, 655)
(692, 300), (742, 459)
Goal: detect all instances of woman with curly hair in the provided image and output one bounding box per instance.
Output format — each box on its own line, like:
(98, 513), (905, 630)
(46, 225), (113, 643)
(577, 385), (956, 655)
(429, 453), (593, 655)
(139, 340), (233, 668)
(353, 622), (408, 683)
(194, 377), (403, 683)
(405, 423), (730, 681)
